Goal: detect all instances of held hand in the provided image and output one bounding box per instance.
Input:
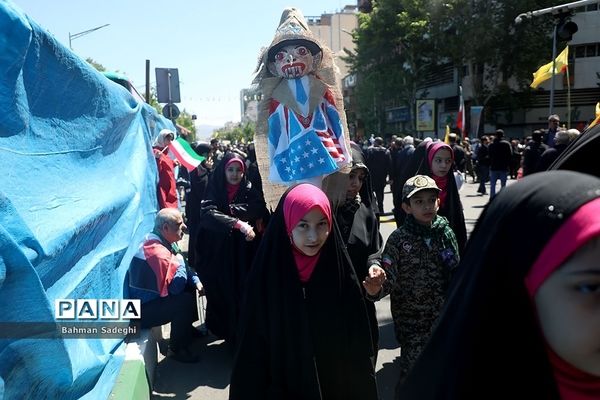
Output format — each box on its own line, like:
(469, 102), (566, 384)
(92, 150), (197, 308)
(196, 282), (205, 296)
(244, 228), (256, 241)
(362, 265), (386, 297)
(236, 220), (256, 241)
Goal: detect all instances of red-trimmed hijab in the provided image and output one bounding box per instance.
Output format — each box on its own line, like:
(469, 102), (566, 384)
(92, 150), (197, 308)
(283, 183), (332, 283)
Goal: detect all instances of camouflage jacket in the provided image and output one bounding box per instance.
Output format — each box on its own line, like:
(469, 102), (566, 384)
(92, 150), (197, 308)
(379, 215), (459, 337)
(377, 214), (459, 378)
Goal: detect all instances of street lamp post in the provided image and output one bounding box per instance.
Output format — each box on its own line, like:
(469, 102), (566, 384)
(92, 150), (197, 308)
(69, 24), (110, 49)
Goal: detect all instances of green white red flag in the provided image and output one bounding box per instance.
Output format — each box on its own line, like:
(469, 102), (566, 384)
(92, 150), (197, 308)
(168, 137), (205, 172)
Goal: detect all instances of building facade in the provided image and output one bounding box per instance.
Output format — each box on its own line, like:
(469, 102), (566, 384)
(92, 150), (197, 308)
(413, 3), (600, 139)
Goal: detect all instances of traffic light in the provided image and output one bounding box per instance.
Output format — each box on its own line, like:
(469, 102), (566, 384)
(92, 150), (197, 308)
(556, 15), (578, 41)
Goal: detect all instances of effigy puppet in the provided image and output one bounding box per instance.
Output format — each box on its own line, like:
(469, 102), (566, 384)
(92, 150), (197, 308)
(253, 7), (352, 209)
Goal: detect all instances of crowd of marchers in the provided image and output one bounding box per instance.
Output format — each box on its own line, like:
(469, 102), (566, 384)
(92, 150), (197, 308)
(127, 121), (600, 399)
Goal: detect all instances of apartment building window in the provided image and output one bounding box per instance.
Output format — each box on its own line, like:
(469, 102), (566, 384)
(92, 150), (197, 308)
(574, 43), (599, 58)
(575, 2), (599, 12)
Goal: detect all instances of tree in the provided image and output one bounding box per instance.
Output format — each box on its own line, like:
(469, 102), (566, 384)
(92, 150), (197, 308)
(86, 58), (106, 71)
(213, 122), (255, 143)
(177, 109), (197, 142)
(433, 0), (559, 107)
(346, 0), (437, 135)
(348, 0), (569, 133)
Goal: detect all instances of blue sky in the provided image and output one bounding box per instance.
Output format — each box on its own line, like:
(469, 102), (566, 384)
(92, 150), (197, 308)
(11, 0), (350, 129)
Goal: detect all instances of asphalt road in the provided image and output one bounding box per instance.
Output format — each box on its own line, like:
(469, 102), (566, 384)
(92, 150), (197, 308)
(151, 177), (496, 400)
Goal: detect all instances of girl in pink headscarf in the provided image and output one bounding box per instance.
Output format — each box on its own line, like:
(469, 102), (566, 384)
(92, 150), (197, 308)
(231, 183), (379, 400)
(195, 152), (269, 343)
(393, 139), (468, 254)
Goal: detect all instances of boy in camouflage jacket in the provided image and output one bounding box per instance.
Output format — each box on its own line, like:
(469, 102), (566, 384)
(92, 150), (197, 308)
(366, 175), (459, 385)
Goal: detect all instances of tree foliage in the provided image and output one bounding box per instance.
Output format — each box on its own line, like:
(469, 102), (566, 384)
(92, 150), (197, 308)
(86, 58), (106, 71)
(213, 122), (256, 143)
(177, 109), (197, 142)
(349, 0), (570, 134)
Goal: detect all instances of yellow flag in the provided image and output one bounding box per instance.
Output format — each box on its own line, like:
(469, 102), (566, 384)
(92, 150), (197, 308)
(530, 46), (569, 89)
(444, 125), (450, 144)
(588, 102), (600, 129)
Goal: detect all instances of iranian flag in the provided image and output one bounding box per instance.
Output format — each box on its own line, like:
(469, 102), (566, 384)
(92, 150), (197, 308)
(168, 137), (205, 172)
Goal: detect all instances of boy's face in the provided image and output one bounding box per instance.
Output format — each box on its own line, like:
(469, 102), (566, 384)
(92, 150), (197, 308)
(402, 190), (439, 226)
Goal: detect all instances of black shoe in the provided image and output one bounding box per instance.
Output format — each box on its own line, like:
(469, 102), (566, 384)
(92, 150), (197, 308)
(168, 346), (200, 363)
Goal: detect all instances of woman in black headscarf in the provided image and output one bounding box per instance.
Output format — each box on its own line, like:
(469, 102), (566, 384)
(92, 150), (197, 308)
(398, 170), (600, 399)
(186, 141), (213, 270)
(392, 140), (467, 254)
(334, 142), (383, 357)
(230, 183), (379, 400)
(195, 152), (269, 342)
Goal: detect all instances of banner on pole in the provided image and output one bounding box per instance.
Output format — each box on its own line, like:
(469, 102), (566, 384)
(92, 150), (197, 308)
(470, 106), (484, 138)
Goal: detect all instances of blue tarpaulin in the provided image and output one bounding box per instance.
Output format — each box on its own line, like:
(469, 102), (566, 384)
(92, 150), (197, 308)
(0, 1), (174, 398)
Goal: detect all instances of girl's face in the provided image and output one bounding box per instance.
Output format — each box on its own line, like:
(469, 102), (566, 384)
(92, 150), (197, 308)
(347, 169), (366, 199)
(225, 162), (244, 185)
(431, 148), (453, 177)
(291, 208), (330, 256)
(534, 236), (600, 376)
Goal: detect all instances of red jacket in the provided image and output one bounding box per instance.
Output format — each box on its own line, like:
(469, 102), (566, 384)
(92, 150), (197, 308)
(153, 147), (178, 209)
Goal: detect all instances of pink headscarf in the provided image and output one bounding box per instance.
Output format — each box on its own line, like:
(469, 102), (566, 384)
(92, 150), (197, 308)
(283, 184), (332, 283)
(225, 157), (246, 203)
(525, 197), (600, 400)
(427, 142), (454, 207)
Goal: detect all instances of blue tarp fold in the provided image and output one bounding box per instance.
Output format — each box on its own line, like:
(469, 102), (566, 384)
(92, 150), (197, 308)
(0, 1), (174, 398)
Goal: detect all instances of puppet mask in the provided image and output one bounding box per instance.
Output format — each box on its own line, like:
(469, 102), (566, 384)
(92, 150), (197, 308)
(271, 44), (315, 79)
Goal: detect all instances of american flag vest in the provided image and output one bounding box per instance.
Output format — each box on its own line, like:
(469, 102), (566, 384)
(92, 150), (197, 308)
(267, 89), (350, 183)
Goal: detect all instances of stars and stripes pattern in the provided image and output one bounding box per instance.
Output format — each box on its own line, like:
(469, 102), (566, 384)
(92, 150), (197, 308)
(267, 92), (350, 183)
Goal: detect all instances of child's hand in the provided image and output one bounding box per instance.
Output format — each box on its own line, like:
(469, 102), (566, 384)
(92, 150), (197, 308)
(362, 265), (386, 296)
(244, 228), (256, 241)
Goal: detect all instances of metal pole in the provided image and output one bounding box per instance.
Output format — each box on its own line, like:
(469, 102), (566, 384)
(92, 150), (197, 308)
(567, 65), (571, 128)
(68, 24), (110, 50)
(550, 23), (558, 115)
(145, 60), (150, 104)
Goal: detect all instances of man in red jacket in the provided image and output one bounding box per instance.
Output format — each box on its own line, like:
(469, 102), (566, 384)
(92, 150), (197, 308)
(128, 208), (204, 363)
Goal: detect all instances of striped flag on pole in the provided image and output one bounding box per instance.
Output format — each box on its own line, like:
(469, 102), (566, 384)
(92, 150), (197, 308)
(457, 85), (465, 138)
(168, 137), (205, 172)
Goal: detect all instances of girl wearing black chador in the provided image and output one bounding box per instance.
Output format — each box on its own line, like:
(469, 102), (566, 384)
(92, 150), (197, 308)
(195, 152), (268, 343)
(229, 184), (379, 400)
(334, 143), (382, 358)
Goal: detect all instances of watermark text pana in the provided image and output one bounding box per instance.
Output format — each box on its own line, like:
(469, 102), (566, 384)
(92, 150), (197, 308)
(55, 299), (141, 320)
